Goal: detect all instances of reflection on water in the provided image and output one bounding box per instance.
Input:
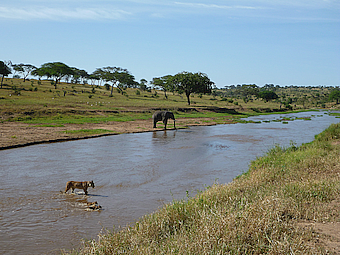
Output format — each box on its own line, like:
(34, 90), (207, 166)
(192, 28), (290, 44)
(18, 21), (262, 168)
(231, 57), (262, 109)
(0, 111), (339, 254)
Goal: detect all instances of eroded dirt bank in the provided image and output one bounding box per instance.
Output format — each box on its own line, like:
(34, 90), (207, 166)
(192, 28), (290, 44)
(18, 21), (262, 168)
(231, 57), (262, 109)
(0, 117), (230, 150)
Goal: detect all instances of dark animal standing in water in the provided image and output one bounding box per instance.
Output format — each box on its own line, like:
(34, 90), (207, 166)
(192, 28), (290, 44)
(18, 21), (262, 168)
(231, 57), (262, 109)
(152, 111), (176, 130)
(63, 180), (95, 195)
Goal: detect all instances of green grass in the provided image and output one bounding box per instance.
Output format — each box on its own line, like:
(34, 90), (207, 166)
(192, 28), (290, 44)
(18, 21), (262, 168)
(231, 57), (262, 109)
(2, 78), (331, 126)
(67, 124), (340, 255)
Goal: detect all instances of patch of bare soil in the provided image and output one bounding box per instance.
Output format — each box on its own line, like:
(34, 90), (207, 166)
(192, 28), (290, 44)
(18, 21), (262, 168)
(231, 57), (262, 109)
(298, 221), (340, 254)
(0, 117), (226, 150)
(298, 199), (340, 254)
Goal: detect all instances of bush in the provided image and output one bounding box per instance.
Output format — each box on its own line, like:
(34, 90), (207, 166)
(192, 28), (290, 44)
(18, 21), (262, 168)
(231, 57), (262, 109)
(104, 83), (111, 90)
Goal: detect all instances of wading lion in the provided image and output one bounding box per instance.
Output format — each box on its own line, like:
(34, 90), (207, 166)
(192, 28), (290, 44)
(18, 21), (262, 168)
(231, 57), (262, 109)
(64, 180), (95, 195)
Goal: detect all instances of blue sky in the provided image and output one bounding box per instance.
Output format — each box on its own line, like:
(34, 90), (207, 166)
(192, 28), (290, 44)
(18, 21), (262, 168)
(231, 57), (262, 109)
(1, 0), (339, 88)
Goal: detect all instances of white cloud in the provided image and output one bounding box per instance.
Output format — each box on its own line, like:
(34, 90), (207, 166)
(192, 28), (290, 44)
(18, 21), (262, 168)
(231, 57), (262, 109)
(174, 0), (339, 10)
(174, 2), (263, 10)
(0, 0), (338, 22)
(0, 6), (132, 21)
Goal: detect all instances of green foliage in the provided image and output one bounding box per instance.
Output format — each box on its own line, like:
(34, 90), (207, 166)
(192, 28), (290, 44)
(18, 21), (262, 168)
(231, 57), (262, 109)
(32, 62), (73, 86)
(172, 72), (214, 105)
(96, 66), (136, 96)
(151, 75), (174, 99)
(104, 83), (111, 90)
(258, 90), (279, 102)
(0, 61), (12, 88)
(12, 63), (36, 82)
(329, 89), (340, 104)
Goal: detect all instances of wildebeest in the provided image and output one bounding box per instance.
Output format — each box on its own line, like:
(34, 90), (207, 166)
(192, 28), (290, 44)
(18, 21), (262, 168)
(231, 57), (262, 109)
(152, 111), (176, 130)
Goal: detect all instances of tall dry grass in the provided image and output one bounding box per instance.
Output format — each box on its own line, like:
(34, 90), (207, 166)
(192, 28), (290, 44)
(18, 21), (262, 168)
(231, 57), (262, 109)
(69, 124), (340, 254)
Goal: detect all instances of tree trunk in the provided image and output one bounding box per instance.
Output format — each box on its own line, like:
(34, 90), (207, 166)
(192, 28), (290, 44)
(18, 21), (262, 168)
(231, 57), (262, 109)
(186, 92), (191, 105)
(110, 84), (114, 96)
(1, 75), (4, 88)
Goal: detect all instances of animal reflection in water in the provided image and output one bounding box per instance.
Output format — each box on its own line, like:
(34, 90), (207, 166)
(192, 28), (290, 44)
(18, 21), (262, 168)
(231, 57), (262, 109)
(61, 180), (102, 211)
(76, 200), (103, 211)
(84, 201), (102, 211)
(64, 180), (95, 195)
(152, 111), (176, 130)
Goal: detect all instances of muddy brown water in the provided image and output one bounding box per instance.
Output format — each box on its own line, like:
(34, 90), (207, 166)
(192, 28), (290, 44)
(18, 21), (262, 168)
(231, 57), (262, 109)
(1, 111), (339, 254)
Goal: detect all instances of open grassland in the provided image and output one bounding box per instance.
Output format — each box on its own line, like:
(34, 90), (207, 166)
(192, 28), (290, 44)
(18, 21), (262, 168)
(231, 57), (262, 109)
(1, 78), (338, 125)
(69, 124), (340, 255)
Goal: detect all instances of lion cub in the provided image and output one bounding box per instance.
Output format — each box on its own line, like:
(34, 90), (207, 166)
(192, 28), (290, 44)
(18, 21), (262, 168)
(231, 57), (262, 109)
(64, 180), (95, 195)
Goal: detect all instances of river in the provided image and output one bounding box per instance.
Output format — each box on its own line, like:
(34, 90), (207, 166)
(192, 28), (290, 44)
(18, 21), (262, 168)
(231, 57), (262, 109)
(0, 111), (339, 254)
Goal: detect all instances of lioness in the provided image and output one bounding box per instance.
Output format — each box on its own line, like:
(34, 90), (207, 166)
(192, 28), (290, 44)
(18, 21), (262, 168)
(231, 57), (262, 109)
(64, 180), (95, 195)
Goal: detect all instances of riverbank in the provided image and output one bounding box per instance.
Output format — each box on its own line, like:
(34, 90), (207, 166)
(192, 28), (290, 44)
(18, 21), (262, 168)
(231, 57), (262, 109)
(0, 116), (236, 150)
(2, 77), (339, 150)
(68, 123), (340, 254)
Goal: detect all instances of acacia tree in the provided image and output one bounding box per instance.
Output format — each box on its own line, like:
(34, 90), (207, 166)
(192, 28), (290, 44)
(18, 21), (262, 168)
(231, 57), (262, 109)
(32, 62), (74, 88)
(12, 63), (36, 82)
(151, 75), (174, 99)
(138, 78), (149, 91)
(78, 69), (89, 84)
(88, 73), (101, 86)
(115, 70), (136, 92)
(0, 61), (12, 88)
(172, 71), (214, 105)
(91, 68), (106, 86)
(70, 67), (81, 84)
(100, 67), (135, 96)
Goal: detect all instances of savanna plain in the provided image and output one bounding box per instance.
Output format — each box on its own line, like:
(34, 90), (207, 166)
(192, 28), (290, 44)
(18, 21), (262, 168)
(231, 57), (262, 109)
(1, 78), (340, 254)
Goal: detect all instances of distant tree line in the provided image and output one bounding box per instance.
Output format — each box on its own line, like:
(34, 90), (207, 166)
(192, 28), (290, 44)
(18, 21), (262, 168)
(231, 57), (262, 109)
(221, 84), (340, 108)
(1, 60), (340, 106)
(0, 60), (214, 105)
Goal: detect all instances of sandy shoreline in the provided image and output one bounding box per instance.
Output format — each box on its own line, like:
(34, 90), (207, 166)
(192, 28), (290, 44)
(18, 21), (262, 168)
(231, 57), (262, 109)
(0, 117), (231, 150)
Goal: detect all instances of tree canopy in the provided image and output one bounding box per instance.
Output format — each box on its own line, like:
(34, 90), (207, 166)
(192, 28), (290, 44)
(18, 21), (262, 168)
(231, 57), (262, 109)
(329, 89), (340, 104)
(97, 66), (136, 96)
(172, 72), (214, 105)
(12, 63), (36, 82)
(151, 75), (174, 99)
(257, 90), (279, 102)
(0, 61), (12, 88)
(32, 62), (73, 88)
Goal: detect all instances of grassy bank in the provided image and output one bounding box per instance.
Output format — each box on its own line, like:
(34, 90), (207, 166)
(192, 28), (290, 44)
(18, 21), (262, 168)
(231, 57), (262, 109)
(2, 78), (337, 125)
(70, 123), (340, 254)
